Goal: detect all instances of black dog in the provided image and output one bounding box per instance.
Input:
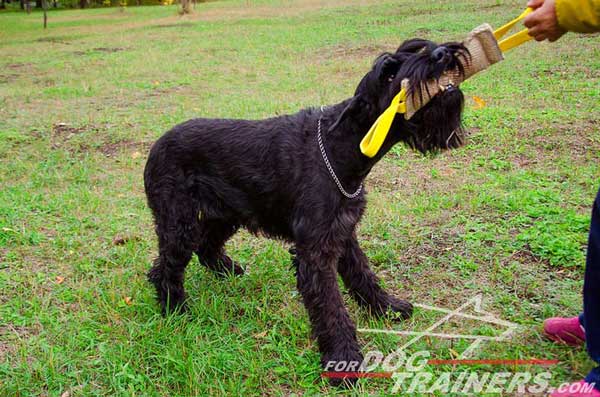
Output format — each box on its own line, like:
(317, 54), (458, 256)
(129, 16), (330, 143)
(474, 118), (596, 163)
(144, 38), (468, 383)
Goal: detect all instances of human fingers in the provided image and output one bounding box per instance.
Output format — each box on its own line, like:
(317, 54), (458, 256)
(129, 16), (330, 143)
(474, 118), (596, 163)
(527, 0), (544, 9)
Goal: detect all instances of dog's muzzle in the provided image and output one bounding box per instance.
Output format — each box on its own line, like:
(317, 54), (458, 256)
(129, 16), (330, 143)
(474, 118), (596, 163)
(431, 46), (452, 65)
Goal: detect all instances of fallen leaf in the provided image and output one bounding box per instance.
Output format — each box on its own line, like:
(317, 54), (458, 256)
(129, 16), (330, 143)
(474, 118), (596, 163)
(472, 95), (486, 109)
(61, 391), (70, 397)
(449, 348), (460, 359)
(112, 235), (140, 245)
(55, 276), (65, 284)
(131, 151), (141, 159)
(253, 331), (267, 339)
(124, 297), (133, 305)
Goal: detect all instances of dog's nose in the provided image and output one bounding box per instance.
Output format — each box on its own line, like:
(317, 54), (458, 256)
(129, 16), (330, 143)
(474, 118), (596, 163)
(431, 46), (451, 64)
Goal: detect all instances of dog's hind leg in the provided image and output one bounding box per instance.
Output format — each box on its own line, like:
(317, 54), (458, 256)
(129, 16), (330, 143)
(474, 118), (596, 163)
(338, 234), (413, 320)
(195, 218), (244, 276)
(147, 194), (198, 315)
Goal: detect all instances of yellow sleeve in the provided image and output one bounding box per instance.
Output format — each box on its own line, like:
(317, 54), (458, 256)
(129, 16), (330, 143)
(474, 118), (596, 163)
(555, 0), (600, 32)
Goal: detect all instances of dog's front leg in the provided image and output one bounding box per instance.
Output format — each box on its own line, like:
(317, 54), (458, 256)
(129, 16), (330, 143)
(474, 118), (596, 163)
(295, 247), (363, 386)
(339, 234), (413, 319)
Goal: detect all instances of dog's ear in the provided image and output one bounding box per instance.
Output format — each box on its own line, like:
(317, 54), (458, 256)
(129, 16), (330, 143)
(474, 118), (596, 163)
(373, 53), (401, 82)
(327, 95), (361, 133)
(396, 39), (436, 55)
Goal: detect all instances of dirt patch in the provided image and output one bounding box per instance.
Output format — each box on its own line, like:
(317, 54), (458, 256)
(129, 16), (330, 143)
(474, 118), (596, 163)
(412, 27), (432, 36)
(0, 249), (8, 270)
(0, 324), (38, 362)
(6, 63), (33, 70)
(2, 63), (38, 81)
(98, 139), (151, 157)
(73, 47), (127, 56)
(112, 235), (142, 246)
(411, 27), (449, 36)
(533, 66), (599, 79)
(52, 122), (94, 137)
(50, 122), (152, 158)
(36, 36), (71, 45)
(481, 2), (502, 9)
(402, 234), (463, 268)
(153, 22), (196, 29)
(533, 120), (600, 158)
(28, 129), (43, 139)
(511, 154), (537, 169)
(368, 151), (468, 196)
(147, 84), (192, 98)
(324, 43), (389, 60)
(0, 73), (18, 84)
(33, 77), (56, 87)
(578, 32), (600, 38)
(502, 248), (545, 267)
(93, 47), (126, 53)
(50, 122), (100, 153)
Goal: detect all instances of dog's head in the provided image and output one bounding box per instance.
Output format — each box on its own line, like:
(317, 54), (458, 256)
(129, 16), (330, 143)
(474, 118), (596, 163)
(337, 39), (469, 155)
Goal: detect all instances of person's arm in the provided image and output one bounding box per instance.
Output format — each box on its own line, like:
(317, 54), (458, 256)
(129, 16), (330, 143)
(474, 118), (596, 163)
(555, 0), (600, 32)
(524, 0), (600, 41)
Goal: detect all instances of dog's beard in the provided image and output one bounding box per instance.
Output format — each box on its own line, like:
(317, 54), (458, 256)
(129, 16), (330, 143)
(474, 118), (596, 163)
(403, 87), (465, 154)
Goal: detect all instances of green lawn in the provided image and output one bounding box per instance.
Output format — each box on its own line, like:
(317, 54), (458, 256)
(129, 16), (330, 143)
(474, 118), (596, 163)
(1, 1), (599, 396)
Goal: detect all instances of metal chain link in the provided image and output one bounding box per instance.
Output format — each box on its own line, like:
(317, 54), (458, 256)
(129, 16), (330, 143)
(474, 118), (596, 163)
(317, 106), (363, 199)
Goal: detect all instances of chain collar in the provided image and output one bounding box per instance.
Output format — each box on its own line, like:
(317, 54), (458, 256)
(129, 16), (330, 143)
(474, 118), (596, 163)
(317, 106), (363, 199)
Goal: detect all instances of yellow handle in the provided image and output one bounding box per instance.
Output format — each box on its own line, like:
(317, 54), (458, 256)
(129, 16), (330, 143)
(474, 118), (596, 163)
(494, 7), (534, 52)
(360, 89), (406, 158)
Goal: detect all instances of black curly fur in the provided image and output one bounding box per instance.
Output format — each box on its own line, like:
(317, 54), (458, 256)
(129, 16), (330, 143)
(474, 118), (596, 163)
(144, 39), (467, 386)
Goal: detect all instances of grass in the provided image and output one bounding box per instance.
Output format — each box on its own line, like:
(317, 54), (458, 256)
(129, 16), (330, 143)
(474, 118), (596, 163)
(1, 0), (599, 395)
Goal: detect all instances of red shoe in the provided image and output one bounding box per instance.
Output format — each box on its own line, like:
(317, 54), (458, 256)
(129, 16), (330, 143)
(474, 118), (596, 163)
(550, 380), (600, 397)
(544, 317), (586, 346)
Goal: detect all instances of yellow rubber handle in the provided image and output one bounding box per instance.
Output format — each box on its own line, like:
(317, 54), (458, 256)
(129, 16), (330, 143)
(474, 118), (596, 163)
(499, 28), (534, 52)
(494, 7), (534, 52)
(360, 89), (406, 158)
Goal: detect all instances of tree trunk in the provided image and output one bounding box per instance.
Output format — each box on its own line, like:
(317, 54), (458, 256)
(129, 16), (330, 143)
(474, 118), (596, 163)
(79, 0), (86, 8)
(42, 0), (47, 28)
(0, 0), (5, 10)
(180, 0), (191, 14)
(20, 0), (24, 9)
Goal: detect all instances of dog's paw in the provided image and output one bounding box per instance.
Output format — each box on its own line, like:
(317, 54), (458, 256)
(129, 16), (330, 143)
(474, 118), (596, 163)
(321, 349), (364, 387)
(161, 301), (188, 316)
(160, 294), (189, 316)
(386, 297), (413, 321)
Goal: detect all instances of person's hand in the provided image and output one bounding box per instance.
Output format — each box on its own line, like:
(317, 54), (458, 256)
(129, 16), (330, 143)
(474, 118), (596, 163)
(524, 0), (567, 41)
